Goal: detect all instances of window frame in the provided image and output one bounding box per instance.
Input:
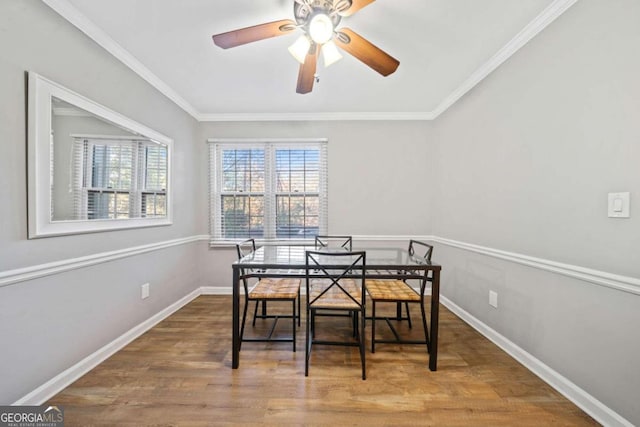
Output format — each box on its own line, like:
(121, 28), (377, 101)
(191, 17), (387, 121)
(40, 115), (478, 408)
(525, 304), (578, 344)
(72, 135), (168, 221)
(208, 138), (328, 245)
(27, 72), (172, 238)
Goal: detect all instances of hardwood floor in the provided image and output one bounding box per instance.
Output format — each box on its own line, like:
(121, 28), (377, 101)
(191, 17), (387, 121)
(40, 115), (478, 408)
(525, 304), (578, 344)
(48, 295), (597, 426)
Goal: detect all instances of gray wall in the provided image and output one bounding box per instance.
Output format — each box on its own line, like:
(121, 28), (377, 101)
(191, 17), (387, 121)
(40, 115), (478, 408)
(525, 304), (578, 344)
(1, 0), (637, 423)
(431, 0), (639, 423)
(0, 1), (204, 404)
(198, 120), (434, 287)
(199, 120), (434, 236)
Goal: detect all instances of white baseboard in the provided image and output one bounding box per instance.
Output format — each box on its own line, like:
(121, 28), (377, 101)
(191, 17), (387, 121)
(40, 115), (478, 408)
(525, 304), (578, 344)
(13, 284), (631, 427)
(440, 296), (633, 427)
(200, 286), (231, 295)
(13, 287), (202, 406)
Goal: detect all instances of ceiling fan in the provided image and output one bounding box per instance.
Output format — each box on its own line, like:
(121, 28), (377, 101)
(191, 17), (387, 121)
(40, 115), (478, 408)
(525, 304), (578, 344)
(212, 0), (400, 94)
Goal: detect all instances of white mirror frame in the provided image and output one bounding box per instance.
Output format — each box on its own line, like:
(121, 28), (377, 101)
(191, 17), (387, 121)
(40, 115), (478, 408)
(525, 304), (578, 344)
(27, 72), (173, 238)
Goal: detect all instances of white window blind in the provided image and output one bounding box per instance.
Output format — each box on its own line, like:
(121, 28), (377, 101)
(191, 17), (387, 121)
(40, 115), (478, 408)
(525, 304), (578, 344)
(72, 136), (167, 220)
(209, 139), (328, 243)
(142, 145), (168, 218)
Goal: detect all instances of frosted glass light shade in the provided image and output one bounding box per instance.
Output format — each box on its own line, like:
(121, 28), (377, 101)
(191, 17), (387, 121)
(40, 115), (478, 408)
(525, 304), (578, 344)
(288, 35), (311, 64)
(321, 40), (342, 67)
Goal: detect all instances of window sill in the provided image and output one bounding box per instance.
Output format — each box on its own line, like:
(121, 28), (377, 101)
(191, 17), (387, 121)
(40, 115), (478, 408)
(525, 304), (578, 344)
(209, 238), (315, 248)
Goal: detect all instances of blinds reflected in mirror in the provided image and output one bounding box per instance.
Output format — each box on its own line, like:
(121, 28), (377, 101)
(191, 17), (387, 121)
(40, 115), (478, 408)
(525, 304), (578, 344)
(69, 136), (167, 221)
(142, 145), (168, 218)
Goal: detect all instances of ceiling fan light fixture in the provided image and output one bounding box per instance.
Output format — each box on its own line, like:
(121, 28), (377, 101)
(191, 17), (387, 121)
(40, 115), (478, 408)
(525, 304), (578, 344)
(308, 13), (334, 44)
(288, 35), (311, 64)
(321, 40), (342, 67)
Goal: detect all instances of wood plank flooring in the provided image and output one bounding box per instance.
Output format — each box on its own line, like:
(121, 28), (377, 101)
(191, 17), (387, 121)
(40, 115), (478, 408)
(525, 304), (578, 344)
(48, 295), (598, 426)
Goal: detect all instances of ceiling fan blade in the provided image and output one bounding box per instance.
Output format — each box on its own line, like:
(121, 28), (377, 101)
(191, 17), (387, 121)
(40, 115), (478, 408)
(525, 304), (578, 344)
(212, 19), (296, 49)
(296, 44), (319, 94)
(338, 0), (376, 17)
(334, 28), (399, 76)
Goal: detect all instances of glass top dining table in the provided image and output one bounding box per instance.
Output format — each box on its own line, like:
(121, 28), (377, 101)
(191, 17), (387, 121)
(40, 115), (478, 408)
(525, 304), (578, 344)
(231, 245), (442, 371)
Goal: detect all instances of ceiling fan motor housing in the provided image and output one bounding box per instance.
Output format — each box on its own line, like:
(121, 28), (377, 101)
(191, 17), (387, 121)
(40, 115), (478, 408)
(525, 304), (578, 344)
(294, 0), (343, 29)
(212, 0), (399, 94)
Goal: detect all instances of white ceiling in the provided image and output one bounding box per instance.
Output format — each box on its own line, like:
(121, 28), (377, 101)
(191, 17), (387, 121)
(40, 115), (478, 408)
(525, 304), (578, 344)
(48, 0), (576, 120)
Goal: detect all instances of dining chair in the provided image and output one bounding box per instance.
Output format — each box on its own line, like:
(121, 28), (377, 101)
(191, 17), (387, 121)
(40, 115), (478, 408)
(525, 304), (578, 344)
(312, 235), (356, 336)
(236, 239), (301, 352)
(365, 240), (433, 355)
(305, 250), (367, 380)
(314, 235), (353, 250)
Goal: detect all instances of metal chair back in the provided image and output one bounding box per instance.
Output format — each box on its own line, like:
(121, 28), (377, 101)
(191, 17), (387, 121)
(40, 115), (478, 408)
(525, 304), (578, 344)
(314, 235), (353, 251)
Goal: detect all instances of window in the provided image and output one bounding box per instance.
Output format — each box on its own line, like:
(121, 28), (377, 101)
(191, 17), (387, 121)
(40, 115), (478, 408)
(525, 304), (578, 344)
(209, 139), (328, 242)
(73, 137), (167, 220)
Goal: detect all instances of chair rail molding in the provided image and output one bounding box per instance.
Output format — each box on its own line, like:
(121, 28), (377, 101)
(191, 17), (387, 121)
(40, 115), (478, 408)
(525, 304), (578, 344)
(431, 236), (640, 296)
(206, 233), (638, 295)
(0, 235), (209, 288)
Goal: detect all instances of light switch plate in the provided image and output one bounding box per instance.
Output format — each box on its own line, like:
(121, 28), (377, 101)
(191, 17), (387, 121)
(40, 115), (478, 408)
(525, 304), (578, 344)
(489, 290), (498, 308)
(608, 192), (630, 218)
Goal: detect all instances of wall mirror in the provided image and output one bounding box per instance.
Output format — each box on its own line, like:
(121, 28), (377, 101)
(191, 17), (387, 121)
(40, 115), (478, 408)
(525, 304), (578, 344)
(28, 72), (172, 238)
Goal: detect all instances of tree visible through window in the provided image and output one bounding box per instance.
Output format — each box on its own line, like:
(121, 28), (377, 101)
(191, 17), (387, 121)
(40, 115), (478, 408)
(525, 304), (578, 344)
(210, 140), (328, 242)
(275, 148), (321, 238)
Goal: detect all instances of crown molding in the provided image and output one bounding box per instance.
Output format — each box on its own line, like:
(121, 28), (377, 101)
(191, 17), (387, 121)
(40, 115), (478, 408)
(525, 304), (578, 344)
(43, 0), (579, 123)
(196, 111), (436, 122)
(430, 0), (580, 119)
(42, 0), (201, 120)
(52, 106), (92, 117)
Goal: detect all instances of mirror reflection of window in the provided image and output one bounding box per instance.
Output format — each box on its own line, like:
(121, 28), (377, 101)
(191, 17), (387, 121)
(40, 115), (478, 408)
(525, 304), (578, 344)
(142, 145), (168, 218)
(71, 137), (167, 220)
(29, 73), (172, 237)
(50, 96), (168, 222)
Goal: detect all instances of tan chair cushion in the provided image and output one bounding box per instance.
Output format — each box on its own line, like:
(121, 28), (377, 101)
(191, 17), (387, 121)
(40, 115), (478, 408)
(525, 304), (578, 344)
(249, 278), (300, 300)
(309, 278), (362, 309)
(365, 279), (420, 302)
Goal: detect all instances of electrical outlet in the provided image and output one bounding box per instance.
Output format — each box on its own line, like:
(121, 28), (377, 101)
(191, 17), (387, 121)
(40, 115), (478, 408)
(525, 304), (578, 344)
(141, 283), (150, 299)
(489, 290), (498, 308)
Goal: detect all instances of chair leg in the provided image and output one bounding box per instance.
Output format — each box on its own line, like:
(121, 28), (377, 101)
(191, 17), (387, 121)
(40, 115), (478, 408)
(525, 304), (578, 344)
(371, 301), (376, 353)
(360, 308), (366, 380)
(292, 299), (296, 352)
(240, 296), (249, 352)
(405, 302), (413, 329)
(305, 305), (311, 377)
(352, 311), (357, 337)
(297, 288), (301, 326)
(252, 300), (260, 326)
(420, 300), (430, 353)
